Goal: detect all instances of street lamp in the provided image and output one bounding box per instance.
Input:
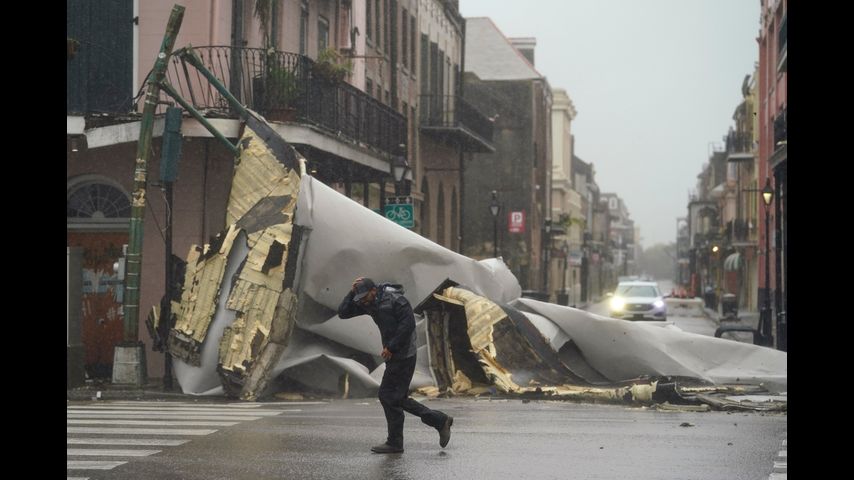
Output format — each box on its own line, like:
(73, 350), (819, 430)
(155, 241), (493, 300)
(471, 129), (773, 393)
(759, 178), (774, 346)
(391, 151), (410, 196)
(489, 190), (500, 258)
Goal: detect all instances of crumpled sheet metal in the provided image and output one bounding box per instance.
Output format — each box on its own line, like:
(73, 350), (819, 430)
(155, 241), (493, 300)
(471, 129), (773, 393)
(172, 162), (495, 399)
(169, 224), (242, 365)
(292, 175), (522, 325)
(435, 286), (519, 393)
(512, 297), (788, 393)
(171, 123), (303, 399)
(428, 286), (653, 402)
(168, 117), (787, 401)
(171, 229), (248, 396)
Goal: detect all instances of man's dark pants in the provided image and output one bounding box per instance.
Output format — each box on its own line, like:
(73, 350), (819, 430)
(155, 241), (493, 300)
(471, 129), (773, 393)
(378, 355), (447, 448)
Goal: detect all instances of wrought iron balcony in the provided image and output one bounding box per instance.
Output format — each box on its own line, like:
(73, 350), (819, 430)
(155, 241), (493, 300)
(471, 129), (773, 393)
(727, 218), (755, 245)
(778, 13), (787, 72)
(773, 107), (787, 149)
(725, 131), (754, 162)
(418, 94), (495, 153)
(165, 46), (406, 158)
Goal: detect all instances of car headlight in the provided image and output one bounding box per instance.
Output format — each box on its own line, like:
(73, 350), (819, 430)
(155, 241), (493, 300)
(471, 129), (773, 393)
(653, 299), (665, 308)
(610, 297), (625, 311)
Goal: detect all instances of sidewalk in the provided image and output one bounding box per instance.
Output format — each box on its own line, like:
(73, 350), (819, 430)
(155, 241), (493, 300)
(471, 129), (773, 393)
(702, 305), (760, 329)
(67, 379), (202, 402)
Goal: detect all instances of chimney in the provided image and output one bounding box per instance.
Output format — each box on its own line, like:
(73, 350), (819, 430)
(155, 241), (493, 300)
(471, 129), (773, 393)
(509, 37), (536, 66)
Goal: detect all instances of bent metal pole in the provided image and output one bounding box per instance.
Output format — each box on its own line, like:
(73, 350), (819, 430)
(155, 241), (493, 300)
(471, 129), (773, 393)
(123, 5), (185, 343)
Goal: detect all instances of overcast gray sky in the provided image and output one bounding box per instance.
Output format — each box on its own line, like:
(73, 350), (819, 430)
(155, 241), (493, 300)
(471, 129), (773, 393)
(459, 0), (760, 249)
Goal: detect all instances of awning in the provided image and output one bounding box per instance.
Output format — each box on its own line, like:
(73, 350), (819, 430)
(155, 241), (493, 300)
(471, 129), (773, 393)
(724, 252), (742, 271)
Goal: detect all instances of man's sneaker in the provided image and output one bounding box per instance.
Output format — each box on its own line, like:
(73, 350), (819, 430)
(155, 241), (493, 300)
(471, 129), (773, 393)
(439, 416), (454, 448)
(371, 443), (404, 454)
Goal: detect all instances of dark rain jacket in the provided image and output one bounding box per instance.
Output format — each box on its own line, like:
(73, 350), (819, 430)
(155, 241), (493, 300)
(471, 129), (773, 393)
(337, 283), (418, 361)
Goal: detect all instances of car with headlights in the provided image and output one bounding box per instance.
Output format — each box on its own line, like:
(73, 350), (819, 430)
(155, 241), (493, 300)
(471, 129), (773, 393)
(608, 281), (667, 321)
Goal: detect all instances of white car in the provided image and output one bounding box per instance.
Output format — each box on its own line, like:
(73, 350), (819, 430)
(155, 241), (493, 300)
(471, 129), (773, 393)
(608, 281), (667, 321)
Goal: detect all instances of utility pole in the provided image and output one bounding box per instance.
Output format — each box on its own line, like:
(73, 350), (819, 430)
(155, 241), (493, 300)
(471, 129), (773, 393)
(158, 106), (183, 390)
(114, 5), (185, 386)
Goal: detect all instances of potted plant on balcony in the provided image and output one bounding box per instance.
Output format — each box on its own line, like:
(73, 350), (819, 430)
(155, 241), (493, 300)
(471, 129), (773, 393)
(311, 47), (353, 84)
(249, 0), (301, 122)
(255, 63), (302, 122)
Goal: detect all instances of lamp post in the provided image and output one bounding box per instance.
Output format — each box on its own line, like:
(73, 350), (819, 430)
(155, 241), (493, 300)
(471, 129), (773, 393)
(391, 148), (410, 196)
(759, 178), (774, 346)
(543, 218), (552, 295)
(489, 190), (500, 258)
(557, 241), (570, 306)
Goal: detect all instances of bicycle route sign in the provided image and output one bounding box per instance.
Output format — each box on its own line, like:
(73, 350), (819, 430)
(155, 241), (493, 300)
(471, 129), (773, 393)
(384, 203), (414, 228)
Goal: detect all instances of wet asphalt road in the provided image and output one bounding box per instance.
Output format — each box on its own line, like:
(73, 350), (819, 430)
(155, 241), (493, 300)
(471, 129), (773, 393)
(69, 397), (786, 480)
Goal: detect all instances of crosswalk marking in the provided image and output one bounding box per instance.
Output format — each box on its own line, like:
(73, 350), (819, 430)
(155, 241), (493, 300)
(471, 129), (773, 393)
(768, 433), (787, 479)
(68, 413), (262, 421)
(67, 460), (127, 470)
(67, 427), (218, 435)
(101, 401), (325, 407)
(67, 419), (239, 426)
(67, 449), (161, 457)
(68, 438), (189, 446)
(69, 406), (288, 415)
(67, 400), (294, 475)
(67, 477), (89, 480)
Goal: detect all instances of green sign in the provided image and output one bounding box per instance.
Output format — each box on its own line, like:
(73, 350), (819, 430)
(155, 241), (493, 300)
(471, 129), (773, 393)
(384, 203), (414, 228)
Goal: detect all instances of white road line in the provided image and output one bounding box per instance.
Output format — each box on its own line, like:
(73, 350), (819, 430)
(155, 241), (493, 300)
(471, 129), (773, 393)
(68, 419), (238, 426)
(67, 449), (161, 457)
(68, 406), (287, 415)
(67, 413), (262, 421)
(777, 450), (787, 458)
(67, 460), (127, 470)
(67, 477), (89, 480)
(99, 401), (324, 407)
(67, 427), (217, 435)
(68, 438), (189, 446)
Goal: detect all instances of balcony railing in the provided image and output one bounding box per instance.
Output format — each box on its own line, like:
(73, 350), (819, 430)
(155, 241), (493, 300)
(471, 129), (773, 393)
(165, 46), (405, 157)
(773, 107), (787, 148)
(418, 94), (494, 152)
(777, 14), (787, 72)
(727, 219), (754, 244)
(725, 131), (752, 154)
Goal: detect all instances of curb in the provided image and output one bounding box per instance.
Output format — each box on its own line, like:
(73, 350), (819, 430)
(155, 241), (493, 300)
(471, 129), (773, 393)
(67, 385), (203, 402)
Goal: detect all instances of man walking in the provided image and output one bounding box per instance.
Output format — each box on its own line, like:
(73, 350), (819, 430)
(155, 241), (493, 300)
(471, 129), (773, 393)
(338, 277), (453, 453)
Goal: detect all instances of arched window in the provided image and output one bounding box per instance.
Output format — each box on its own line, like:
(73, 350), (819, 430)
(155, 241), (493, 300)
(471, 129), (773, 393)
(451, 188), (458, 252)
(67, 177), (131, 229)
(420, 178), (430, 238)
(437, 182), (445, 247)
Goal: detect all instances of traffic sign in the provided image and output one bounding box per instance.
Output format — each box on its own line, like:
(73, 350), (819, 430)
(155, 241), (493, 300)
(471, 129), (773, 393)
(509, 210), (525, 233)
(384, 203), (414, 228)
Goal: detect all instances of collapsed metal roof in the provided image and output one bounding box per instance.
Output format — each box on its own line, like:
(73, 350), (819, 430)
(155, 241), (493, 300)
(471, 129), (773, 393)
(166, 111), (787, 408)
